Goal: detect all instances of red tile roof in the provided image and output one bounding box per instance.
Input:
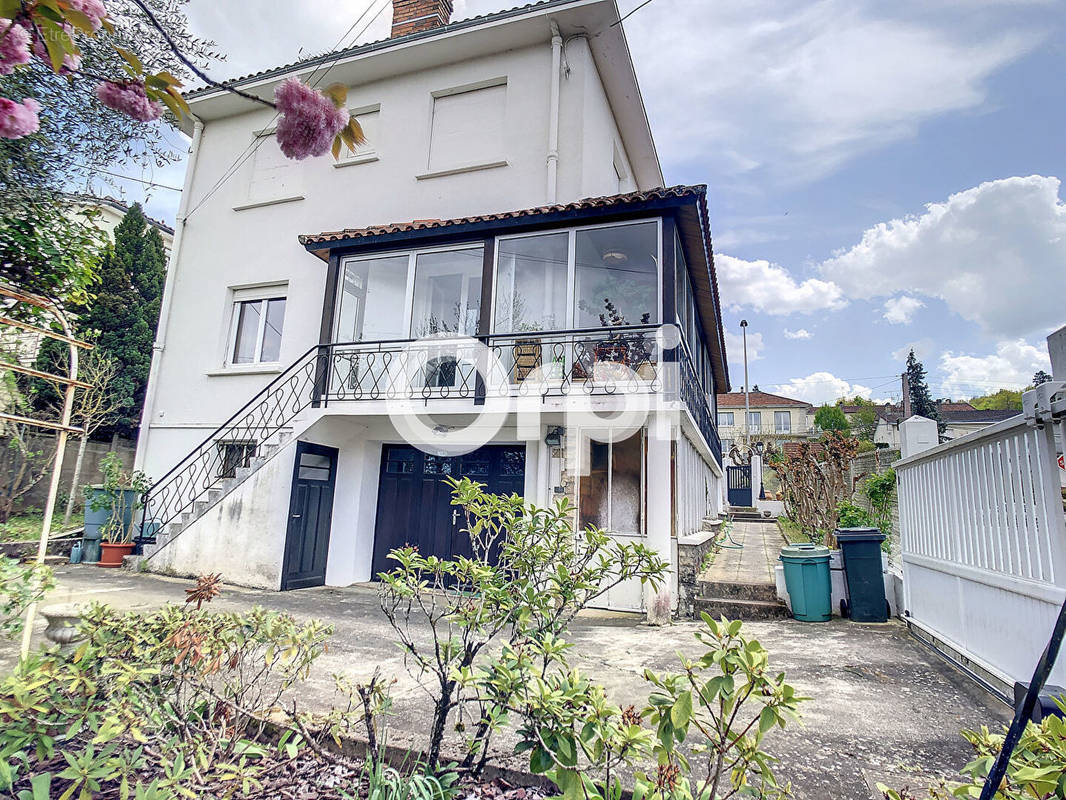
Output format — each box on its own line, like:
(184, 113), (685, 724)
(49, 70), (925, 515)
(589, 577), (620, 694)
(299, 185), (704, 245)
(717, 391), (811, 408)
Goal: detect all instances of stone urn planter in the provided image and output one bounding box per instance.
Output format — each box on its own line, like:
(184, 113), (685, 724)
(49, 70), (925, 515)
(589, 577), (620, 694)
(40, 603), (86, 654)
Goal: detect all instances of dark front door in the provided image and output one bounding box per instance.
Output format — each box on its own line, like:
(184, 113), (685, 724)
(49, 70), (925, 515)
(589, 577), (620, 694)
(371, 444), (526, 578)
(281, 442), (338, 590)
(726, 464), (752, 507)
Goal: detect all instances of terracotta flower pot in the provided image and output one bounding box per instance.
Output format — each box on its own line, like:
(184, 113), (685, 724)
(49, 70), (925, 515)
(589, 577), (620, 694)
(98, 542), (135, 568)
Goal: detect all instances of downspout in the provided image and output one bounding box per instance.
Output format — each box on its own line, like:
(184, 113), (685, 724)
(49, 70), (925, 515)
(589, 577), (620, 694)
(134, 115), (205, 470)
(546, 19), (562, 203)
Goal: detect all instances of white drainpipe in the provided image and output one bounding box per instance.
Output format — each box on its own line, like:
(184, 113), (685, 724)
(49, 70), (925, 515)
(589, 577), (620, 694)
(134, 116), (205, 470)
(546, 19), (562, 203)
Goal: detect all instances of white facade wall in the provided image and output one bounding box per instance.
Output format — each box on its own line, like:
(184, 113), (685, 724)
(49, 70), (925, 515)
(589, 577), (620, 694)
(140, 39), (638, 481)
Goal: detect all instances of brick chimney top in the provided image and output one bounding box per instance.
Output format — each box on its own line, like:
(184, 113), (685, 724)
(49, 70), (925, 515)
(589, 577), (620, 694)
(392, 0), (453, 37)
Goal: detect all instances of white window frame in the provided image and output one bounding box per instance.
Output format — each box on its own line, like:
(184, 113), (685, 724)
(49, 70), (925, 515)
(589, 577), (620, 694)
(418, 77), (509, 179)
(718, 411), (735, 427)
(226, 285), (287, 366)
(490, 217), (663, 334)
(334, 103), (381, 168)
(336, 242), (486, 341)
(774, 410), (791, 433)
(234, 127), (305, 211)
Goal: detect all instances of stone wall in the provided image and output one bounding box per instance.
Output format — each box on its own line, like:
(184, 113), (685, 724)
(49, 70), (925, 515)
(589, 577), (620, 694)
(677, 528), (716, 618)
(7, 432), (137, 515)
(847, 448), (901, 569)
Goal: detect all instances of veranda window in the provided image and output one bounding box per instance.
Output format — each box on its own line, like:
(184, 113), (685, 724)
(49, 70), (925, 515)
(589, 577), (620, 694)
(335, 254), (408, 341)
(493, 232), (568, 333)
(575, 222), (658, 328)
(491, 220), (661, 335)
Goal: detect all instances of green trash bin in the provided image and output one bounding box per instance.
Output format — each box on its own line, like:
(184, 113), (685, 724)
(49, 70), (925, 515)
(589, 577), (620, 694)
(836, 527), (888, 622)
(779, 543), (832, 622)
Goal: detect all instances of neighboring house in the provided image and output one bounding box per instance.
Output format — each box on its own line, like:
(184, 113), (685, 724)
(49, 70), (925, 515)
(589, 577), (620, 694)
(847, 401), (1021, 447)
(133, 0), (730, 617)
(715, 391), (813, 455)
(68, 194), (174, 253)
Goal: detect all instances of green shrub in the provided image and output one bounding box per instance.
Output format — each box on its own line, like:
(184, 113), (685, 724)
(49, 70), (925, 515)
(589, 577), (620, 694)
(879, 700), (1066, 799)
(379, 477), (669, 773)
(492, 614), (805, 800)
(0, 598), (334, 798)
(0, 556), (53, 639)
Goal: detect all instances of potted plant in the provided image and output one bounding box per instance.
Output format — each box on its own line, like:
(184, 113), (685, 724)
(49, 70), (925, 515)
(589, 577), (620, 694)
(83, 453), (151, 568)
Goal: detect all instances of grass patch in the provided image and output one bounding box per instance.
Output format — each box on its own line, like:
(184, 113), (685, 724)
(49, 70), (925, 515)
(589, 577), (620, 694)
(777, 517), (812, 545)
(0, 512), (80, 543)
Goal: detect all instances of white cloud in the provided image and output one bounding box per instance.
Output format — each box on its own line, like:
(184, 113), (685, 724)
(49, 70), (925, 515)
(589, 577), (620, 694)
(784, 328), (813, 340)
(771, 372), (887, 406)
(717, 255), (846, 315)
(820, 176), (1066, 338)
(939, 339), (1051, 398)
(621, 0), (1036, 183)
(883, 295), (924, 324)
(725, 330), (765, 368)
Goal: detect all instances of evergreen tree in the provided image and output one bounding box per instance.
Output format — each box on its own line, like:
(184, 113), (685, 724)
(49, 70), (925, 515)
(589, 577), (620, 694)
(1033, 369), (1053, 386)
(905, 350), (943, 432)
(76, 204), (166, 436)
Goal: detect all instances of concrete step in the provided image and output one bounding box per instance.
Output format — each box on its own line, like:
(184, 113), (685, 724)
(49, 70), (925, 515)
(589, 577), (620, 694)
(693, 596), (790, 621)
(122, 554), (145, 570)
(697, 580), (779, 603)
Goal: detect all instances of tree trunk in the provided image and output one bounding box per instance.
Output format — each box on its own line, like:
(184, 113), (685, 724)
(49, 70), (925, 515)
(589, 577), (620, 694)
(63, 434), (88, 526)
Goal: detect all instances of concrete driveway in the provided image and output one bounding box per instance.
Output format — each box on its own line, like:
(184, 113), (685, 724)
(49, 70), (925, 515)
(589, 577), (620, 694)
(5, 565), (1011, 800)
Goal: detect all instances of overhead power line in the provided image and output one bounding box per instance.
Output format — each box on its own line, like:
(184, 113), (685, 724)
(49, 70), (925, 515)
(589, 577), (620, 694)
(184, 0), (391, 220)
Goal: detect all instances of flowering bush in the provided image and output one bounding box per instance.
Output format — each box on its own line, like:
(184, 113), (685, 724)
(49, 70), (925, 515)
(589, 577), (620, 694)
(0, 95), (39, 137)
(0, 18), (31, 74)
(0, 0), (368, 163)
(275, 77), (349, 159)
(94, 78), (162, 121)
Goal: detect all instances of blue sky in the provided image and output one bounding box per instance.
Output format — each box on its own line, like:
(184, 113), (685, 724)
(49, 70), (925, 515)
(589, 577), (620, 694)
(101, 0), (1065, 405)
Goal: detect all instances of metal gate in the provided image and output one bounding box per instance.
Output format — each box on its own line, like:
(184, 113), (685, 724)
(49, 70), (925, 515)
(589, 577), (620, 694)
(726, 465), (752, 507)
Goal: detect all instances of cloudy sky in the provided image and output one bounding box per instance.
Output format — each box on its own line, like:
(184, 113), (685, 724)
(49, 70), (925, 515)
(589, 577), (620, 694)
(105, 0), (1065, 405)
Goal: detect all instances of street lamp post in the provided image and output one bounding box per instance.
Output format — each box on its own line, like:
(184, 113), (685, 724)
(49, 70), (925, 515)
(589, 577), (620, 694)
(740, 320), (750, 445)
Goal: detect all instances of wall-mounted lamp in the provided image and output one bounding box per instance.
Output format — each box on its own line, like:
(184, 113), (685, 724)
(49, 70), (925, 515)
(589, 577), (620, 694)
(545, 426), (565, 447)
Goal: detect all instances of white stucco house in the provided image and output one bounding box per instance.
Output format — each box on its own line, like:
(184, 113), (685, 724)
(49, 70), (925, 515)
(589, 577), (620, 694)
(133, 0), (730, 620)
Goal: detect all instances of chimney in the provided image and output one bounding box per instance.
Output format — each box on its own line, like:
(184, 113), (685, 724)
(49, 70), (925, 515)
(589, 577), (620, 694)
(391, 0), (453, 37)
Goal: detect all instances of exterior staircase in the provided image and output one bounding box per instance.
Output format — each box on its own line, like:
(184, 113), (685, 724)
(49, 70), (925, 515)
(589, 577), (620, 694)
(728, 505), (770, 522)
(135, 435), (292, 558)
(693, 578), (789, 621)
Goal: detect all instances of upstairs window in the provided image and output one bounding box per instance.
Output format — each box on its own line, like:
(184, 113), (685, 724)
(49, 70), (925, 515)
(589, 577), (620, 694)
(718, 411), (734, 427)
(239, 132), (303, 208)
(427, 80), (506, 174)
(775, 411), (791, 433)
(229, 292), (286, 365)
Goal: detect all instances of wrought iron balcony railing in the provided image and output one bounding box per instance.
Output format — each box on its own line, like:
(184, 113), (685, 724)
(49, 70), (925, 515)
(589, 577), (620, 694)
(677, 344), (722, 464)
(140, 325), (717, 545)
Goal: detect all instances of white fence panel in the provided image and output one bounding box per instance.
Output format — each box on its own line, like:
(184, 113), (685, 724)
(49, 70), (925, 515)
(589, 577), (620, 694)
(897, 415), (1066, 689)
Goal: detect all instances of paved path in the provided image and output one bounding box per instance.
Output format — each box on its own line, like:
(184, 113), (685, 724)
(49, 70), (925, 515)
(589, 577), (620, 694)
(702, 520), (780, 584)
(2, 566), (1011, 799)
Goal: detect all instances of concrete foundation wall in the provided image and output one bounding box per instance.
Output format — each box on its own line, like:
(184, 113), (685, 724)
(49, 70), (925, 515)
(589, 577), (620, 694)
(147, 441), (297, 589)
